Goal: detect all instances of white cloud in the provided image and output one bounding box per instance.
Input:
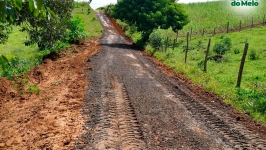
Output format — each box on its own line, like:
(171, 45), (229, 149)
(90, 0), (117, 9)
(89, 0), (221, 9)
(178, 0), (220, 4)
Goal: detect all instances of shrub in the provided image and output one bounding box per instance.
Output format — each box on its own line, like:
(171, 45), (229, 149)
(213, 37), (232, 55)
(149, 27), (174, 50)
(0, 55), (39, 79)
(145, 45), (155, 55)
(149, 30), (163, 50)
(116, 19), (130, 31)
(249, 49), (259, 60)
(0, 23), (11, 44)
(66, 16), (87, 43)
(233, 48), (240, 54)
(28, 84), (40, 95)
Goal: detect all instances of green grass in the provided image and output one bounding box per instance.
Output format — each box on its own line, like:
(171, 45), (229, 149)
(0, 27), (41, 77)
(0, 27), (38, 59)
(72, 5), (102, 37)
(0, 5), (102, 77)
(146, 26), (266, 123)
(180, 1), (266, 36)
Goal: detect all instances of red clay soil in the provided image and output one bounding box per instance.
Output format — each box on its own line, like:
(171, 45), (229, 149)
(0, 38), (100, 149)
(107, 15), (132, 43)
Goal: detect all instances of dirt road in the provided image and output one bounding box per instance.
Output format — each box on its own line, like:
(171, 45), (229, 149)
(75, 12), (266, 150)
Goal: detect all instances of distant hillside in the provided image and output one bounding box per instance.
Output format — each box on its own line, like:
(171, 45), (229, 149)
(180, 1), (266, 35)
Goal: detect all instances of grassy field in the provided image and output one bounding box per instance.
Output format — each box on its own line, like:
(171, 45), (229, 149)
(73, 5), (102, 37)
(180, 1), (266, 36)
(0, 4), (102, 77)
(145, 25), (266, 123)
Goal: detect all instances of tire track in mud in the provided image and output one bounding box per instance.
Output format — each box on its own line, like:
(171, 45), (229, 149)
(77, 12), (266, 149)
(179, 95), (266, 149)
(92, 76), (147, 150)
(127, 50), (266, 149)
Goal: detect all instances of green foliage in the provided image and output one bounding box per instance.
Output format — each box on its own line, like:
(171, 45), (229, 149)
(145, 45), (155, 55)
(0, 23), (12, 44)
(116, 19), (129, 31)
(112, 0), (188, 41)
(18, 0), (74, 50)
(233, 47), (240, 54)
(213, 37), (232, 55)
(0, 54), (10, 75)
(66, 16), (87, 43)
(0, 0), (52, 44)
(28, 84), (40, 95)
(149, 27), (175, 51)
(0, 0), (48, 21)
(181, 1), (266, 35)
(149, 28), (164, 50)
(249, 49), (259, 60)
(1, 56), (40, 79)
(72, 4), (102, 37)
(236, 88), (266, 116)
(145, 25), (266, 123)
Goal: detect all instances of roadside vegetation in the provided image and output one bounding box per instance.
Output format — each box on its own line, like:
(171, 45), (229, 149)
(0, 1), (102, 78)
(107, 1), (266, 123)
(180, 1), (266, 36)
(110, 0), (189, 46)
(145, 27), (266, 123)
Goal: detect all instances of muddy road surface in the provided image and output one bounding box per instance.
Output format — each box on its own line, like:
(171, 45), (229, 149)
(75, 12), (266, 150)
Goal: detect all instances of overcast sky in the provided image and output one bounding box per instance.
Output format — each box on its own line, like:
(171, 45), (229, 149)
(90, 0), (220, 9)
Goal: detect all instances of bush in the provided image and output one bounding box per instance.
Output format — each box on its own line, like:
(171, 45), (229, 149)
(249, 50), (259, 60)
(234, 48), (240, 54)
(0, 55), (40, 79)
(213, 37), (232, 55)
(145, 45), (155, 55)
(0, 23), (11, 44)
(149, 30), (163, 50)
(149, 27), (175, 50)
(116, 19), (130, 31)
(66, 16), (87, 43)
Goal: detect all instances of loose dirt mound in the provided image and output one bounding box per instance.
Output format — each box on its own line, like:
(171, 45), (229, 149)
(0, 38), (100, 149)
(0, 78), (16, 101)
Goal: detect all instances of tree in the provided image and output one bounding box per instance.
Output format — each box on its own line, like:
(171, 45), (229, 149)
(0, 0), (49, 22)
(0, 0), (52, 44)
(17, 0), (74, 50)
(112, 0), (188, 40)
(0, 0), (93, 47)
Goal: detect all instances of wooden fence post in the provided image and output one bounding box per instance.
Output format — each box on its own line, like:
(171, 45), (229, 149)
(173, 39), (176, 51)
(263, 15), (265, 26)
(175, 31), (178, 42)
(227, 21), (229, 33)
(213, 27), (216, 35)
(165, 36), (169, 53)
(185, 32), (189, 63)
(204, 38), (211, 72)
(236, 42), (249, 88)
(252, 16), (254, 27)
(190, 27), (192, 40)
(239, 20), (242, 32)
